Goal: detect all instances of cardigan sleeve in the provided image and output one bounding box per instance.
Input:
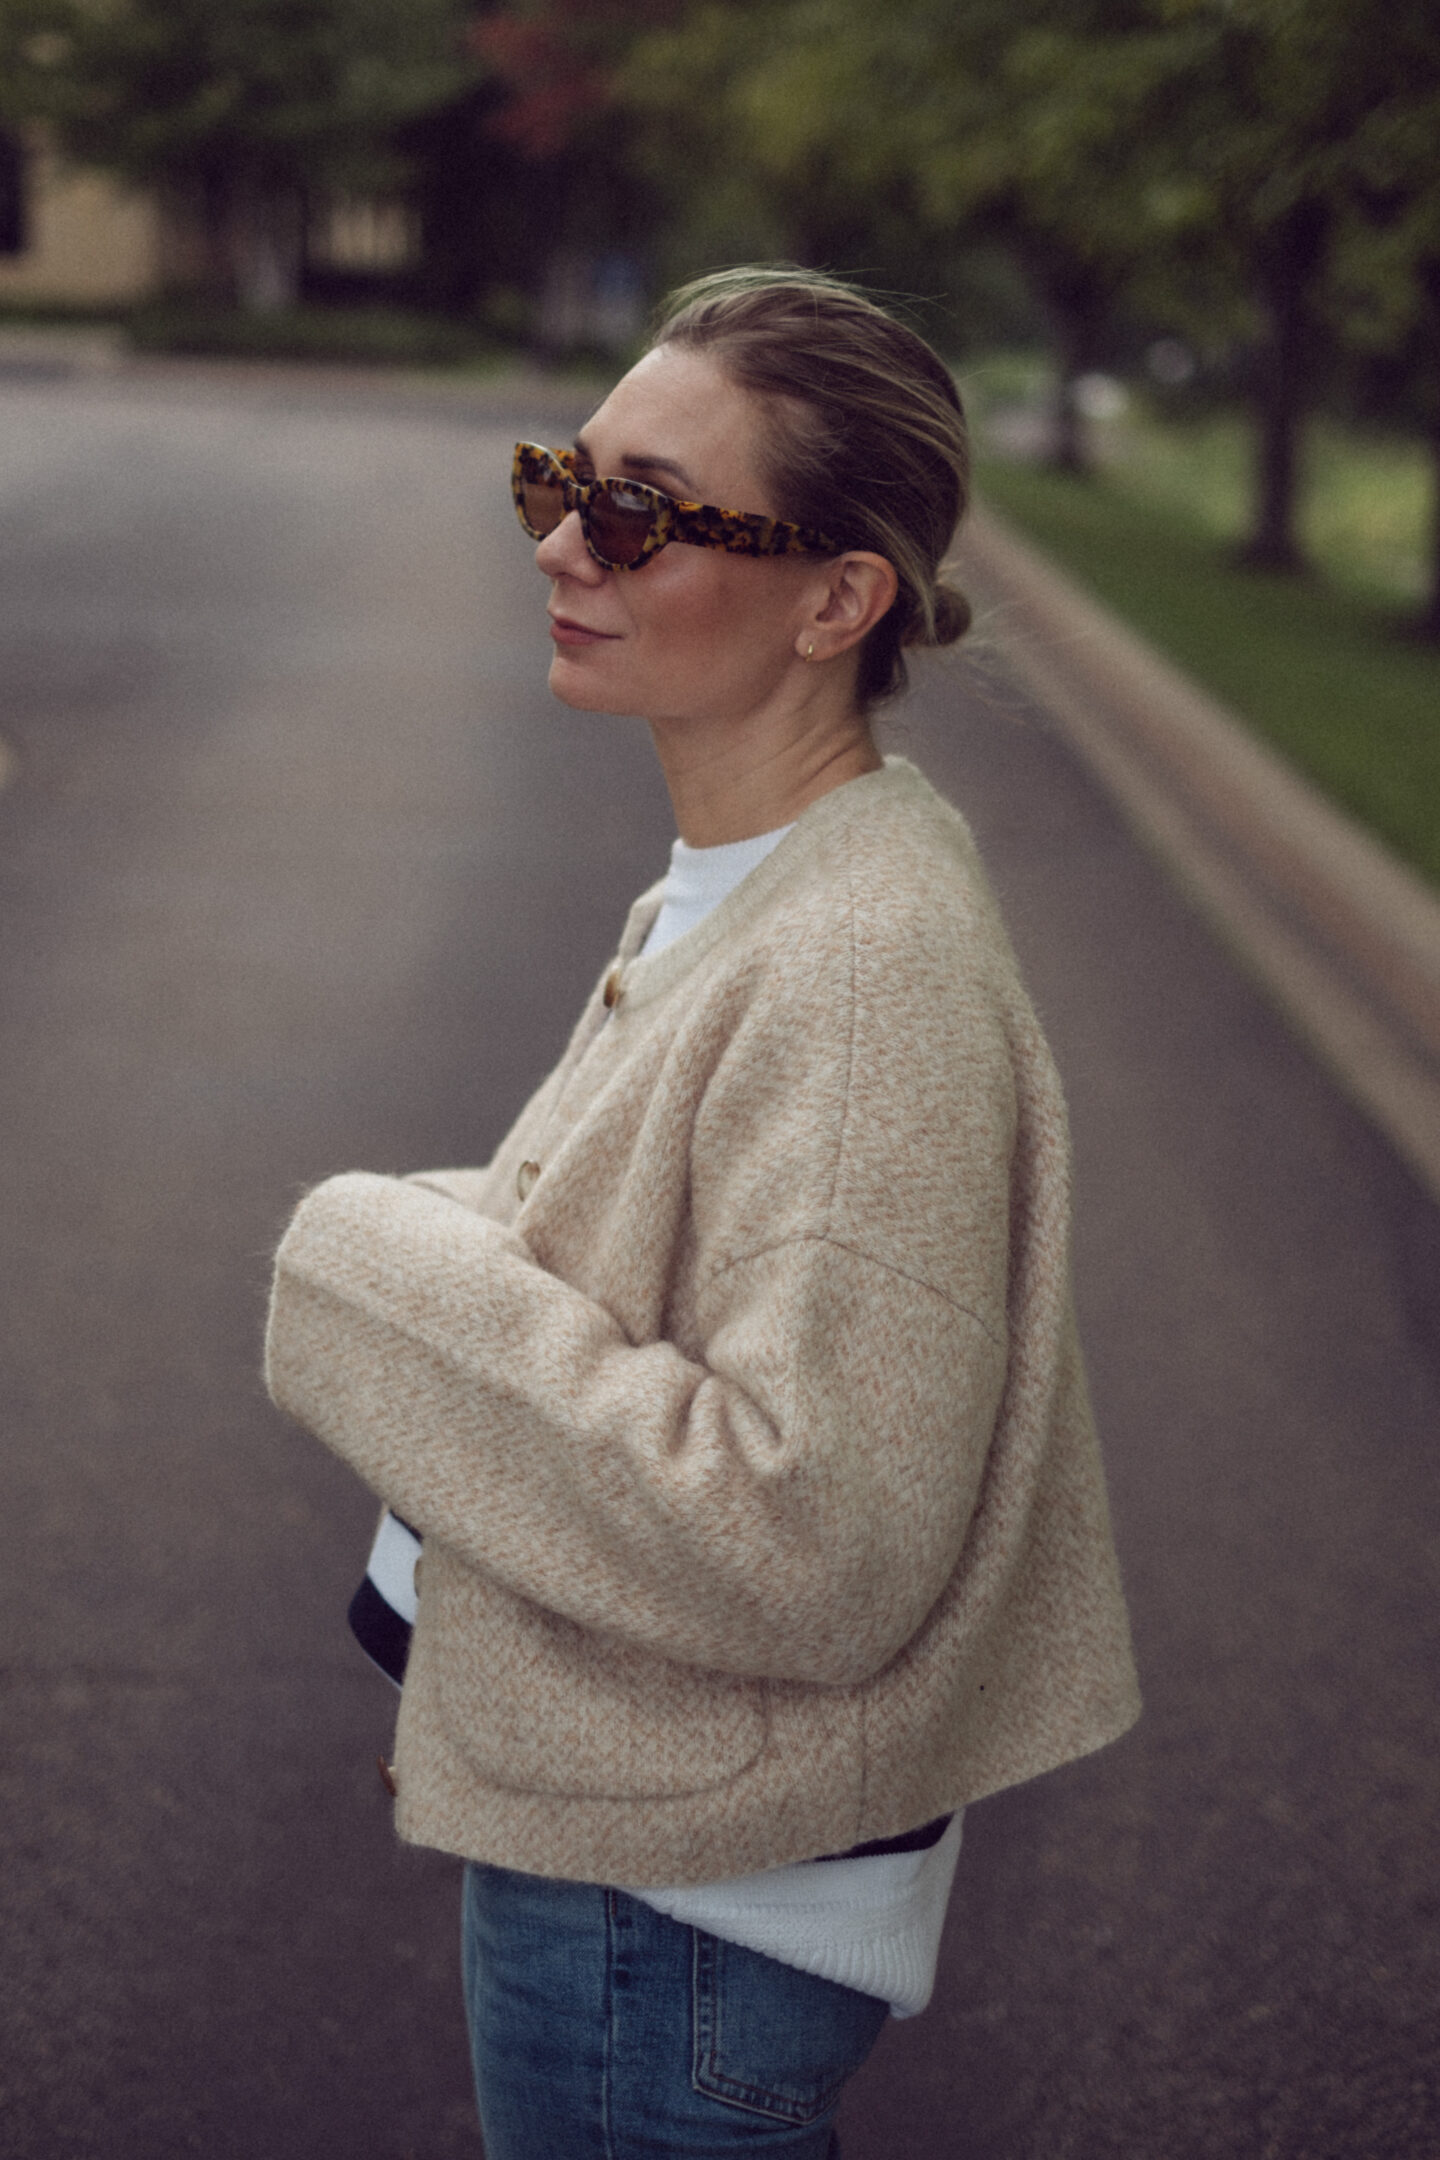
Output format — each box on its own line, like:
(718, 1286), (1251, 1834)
(264, 1169), (1008, 1687)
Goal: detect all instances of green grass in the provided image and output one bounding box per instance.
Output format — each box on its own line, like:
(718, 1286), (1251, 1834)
(968, 388), (1440, 889)
(0, 297), (127, 326)
(1101, 408), (1432, 608)
(124, 301), (503, 369)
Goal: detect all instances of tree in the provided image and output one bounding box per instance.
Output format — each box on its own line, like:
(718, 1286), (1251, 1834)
(1336, 3), (1440, 638)
(619, 0), (1210, 470)
(617, 0), (942, 287)
(886, 0), (1384, 561)
(901, 2), (1213, 474)
(424, 0), (674, 343)
(622, 0), (1438, 579)
(3, 0), (480, 308)
(1119, 1), (1349, 571)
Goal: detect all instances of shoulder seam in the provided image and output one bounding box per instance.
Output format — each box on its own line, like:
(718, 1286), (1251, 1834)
(697, 1232), (1005, 1352)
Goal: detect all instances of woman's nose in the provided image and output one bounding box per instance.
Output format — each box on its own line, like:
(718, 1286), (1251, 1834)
(535, 509), (603, 582)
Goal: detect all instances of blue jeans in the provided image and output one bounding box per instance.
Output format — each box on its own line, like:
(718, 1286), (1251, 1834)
(461, 1860), (889, 2158)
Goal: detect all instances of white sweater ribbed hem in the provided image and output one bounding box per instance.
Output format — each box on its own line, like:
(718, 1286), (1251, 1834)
(628, 1812), (965, 2019)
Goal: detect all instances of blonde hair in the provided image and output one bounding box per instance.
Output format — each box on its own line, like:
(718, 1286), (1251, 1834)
(651, 266), (971, 704)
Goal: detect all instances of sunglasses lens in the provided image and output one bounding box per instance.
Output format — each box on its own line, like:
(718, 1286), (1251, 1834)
(520, 472), (567, 537)
(587, 481), (657, 567)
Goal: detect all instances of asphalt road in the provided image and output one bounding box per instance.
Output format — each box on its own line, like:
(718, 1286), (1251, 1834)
(1, 366), (1436, 2160)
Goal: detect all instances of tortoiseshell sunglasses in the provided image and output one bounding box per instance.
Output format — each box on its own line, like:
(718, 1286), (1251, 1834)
(511, 441), (838, 571)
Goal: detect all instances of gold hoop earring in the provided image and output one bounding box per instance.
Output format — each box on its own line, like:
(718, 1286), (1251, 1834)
(805, 642), (816, 661)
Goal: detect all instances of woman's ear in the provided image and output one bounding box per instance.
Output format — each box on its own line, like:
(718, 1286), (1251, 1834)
(796, 552), (899, 663)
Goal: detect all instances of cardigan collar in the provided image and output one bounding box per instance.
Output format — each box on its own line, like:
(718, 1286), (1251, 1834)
(607, 758), (933, 1015)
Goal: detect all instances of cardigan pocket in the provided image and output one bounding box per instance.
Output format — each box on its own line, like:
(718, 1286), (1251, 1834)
(432, 1562), (770, 1802)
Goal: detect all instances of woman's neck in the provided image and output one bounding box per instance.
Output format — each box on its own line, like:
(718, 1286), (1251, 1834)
(647, 705), (882, 848)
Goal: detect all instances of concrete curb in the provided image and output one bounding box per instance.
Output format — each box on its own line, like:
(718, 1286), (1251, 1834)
(0, 325), (126, 380)
(0, 340), (610, 424)
(956, 502), (1440, 1209)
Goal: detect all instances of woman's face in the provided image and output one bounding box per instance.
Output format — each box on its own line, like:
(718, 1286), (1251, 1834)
(535, 346), (827, 728)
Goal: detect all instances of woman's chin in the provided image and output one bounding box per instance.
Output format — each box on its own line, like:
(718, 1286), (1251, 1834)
(548, 651), (629, 714)
(547, 648), (595, 695)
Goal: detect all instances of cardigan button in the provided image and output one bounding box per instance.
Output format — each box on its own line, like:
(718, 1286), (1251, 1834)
(602, 965), (623, 1009)
(377, 1757), (398, 1799)
(516, 1159), (540, 1202)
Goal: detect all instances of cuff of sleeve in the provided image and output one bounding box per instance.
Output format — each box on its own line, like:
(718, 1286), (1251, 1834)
(263, 1170), (524, 1423)
(405, 1167), (495, 1213)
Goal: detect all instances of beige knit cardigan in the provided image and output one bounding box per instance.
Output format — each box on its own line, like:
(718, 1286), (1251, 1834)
(266, 757), (1139, 1888)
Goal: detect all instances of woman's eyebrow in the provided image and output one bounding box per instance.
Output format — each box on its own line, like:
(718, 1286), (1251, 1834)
(572, 436), (699, 495)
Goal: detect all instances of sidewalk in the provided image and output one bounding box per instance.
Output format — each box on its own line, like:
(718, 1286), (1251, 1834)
(957, 502), (1440, 1210)
(0, 326), (608, 421)
(0, 322), (126, 379)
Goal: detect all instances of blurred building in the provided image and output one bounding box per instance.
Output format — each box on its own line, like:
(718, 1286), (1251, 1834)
(0, 126), (192, 306)
(0, 124), (418, 310)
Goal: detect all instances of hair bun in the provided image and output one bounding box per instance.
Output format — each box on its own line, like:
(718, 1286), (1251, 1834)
(929, 582), (972, 649)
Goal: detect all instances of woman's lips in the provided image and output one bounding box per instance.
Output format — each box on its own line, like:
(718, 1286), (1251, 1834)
(549, 615), (619, 647)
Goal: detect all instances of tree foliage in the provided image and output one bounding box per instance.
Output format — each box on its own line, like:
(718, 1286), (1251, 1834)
(617, 0), (1440, 592)
(472, 0), (677, 157)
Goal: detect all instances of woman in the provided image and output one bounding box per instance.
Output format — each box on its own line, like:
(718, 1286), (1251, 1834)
(266, 266), (1140, 2156)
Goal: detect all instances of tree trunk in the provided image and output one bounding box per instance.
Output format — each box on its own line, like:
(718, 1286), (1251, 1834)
(1418, 258), (1440, 644)
(1422, 408), (1440, 643)
(230, 183), (303, 313)
(1240, 196), (1331, 573)
(198, 166), (302, 311)
(1050, 363), (1091, 478)
(197, 169), (238, 303)
(1027, 245), (1113, 479)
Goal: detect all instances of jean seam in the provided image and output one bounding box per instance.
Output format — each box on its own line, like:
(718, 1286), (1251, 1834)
(603, 1889), (618, 2160)
(690, 1930), (838, 2127)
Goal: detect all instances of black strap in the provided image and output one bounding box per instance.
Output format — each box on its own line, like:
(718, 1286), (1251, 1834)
(813, 1812), (953, 1863)
(348, 1574), (411, 1686)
